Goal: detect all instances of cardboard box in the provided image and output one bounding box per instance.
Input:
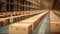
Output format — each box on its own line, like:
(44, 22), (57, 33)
(10, 17), (14, 23)
(23, 14), (30, 18)
(0, 19), (8, 26)
(50, 11), (60, 33)
(0, 15), (4, 18)
(6, 19), (10, 24)
(20, 11), (48, 30)
(20, 18), (39, 31)
(0, 21), (3, 26)
(14, 16), (21, 22)
(51, 20), (60, 32)
(9, 23), (32, 34)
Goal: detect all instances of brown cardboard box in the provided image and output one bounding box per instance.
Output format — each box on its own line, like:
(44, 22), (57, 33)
(2, 19), (6, 25)
(23, 14), (30, 18)
(51, 20), (60, 32)
(16, 15), (21, 21)
(0, 21), (3, 26)
(50, 11), (60, 33)
(6, 19), (10, 24)
(14, 16), (21, 22)
(19, 11), (48, 30)
(9, 23), (32, 34)
(10, 17), (14, 23)
(20, 20), (35, 31)
(2, 13), (8, 18)
(21, 15), (26, 19)
(20, 15), (42, 30)
(0, 15), (4, 18)
(9, 15), (21, 23)
(0, 18), (9, 26)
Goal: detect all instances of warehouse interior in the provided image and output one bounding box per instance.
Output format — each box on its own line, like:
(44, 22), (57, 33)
(0, 0), (60, 34)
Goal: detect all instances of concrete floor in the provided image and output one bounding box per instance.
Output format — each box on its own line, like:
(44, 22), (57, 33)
(0, 12), (50, 34)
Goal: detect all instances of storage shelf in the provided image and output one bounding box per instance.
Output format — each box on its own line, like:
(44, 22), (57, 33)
(0, 0), (40, 12)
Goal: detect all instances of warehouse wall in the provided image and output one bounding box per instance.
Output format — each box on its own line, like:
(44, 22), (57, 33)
(0, 0), (41, 12)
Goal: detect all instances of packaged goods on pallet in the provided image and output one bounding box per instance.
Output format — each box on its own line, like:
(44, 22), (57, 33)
(10, 14), (14, 16)
(10, 17), (16, 23)
(0, 15), (4, 18)
(20, 14), (26, 19)
(6, 19), (10, 24)
(10, 17), (14, 23)
(51, 20), (60, 33)
(15, 16), (21, 22)
(10, 16), (21, 23)
(2, 13), (8, 17)
(17, 15), (22, 21)
(23, 14), (30, 18)
(0, 13), (7, 18)
(16, 12), (21, 15)
(9, 23), (32, 34)
(0, 21), (3, 27)
(20, 20), (35, 31)
(20, 11), (48, 30)
(0, 18), (10, 26)
(2, 19), (7, 26)
(21, 17), (41, 29)
(4, 12), (10, 17)
(50, 11), (60, 34)
(12, 12), (16, 16)
(19, 16), (40, 30)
